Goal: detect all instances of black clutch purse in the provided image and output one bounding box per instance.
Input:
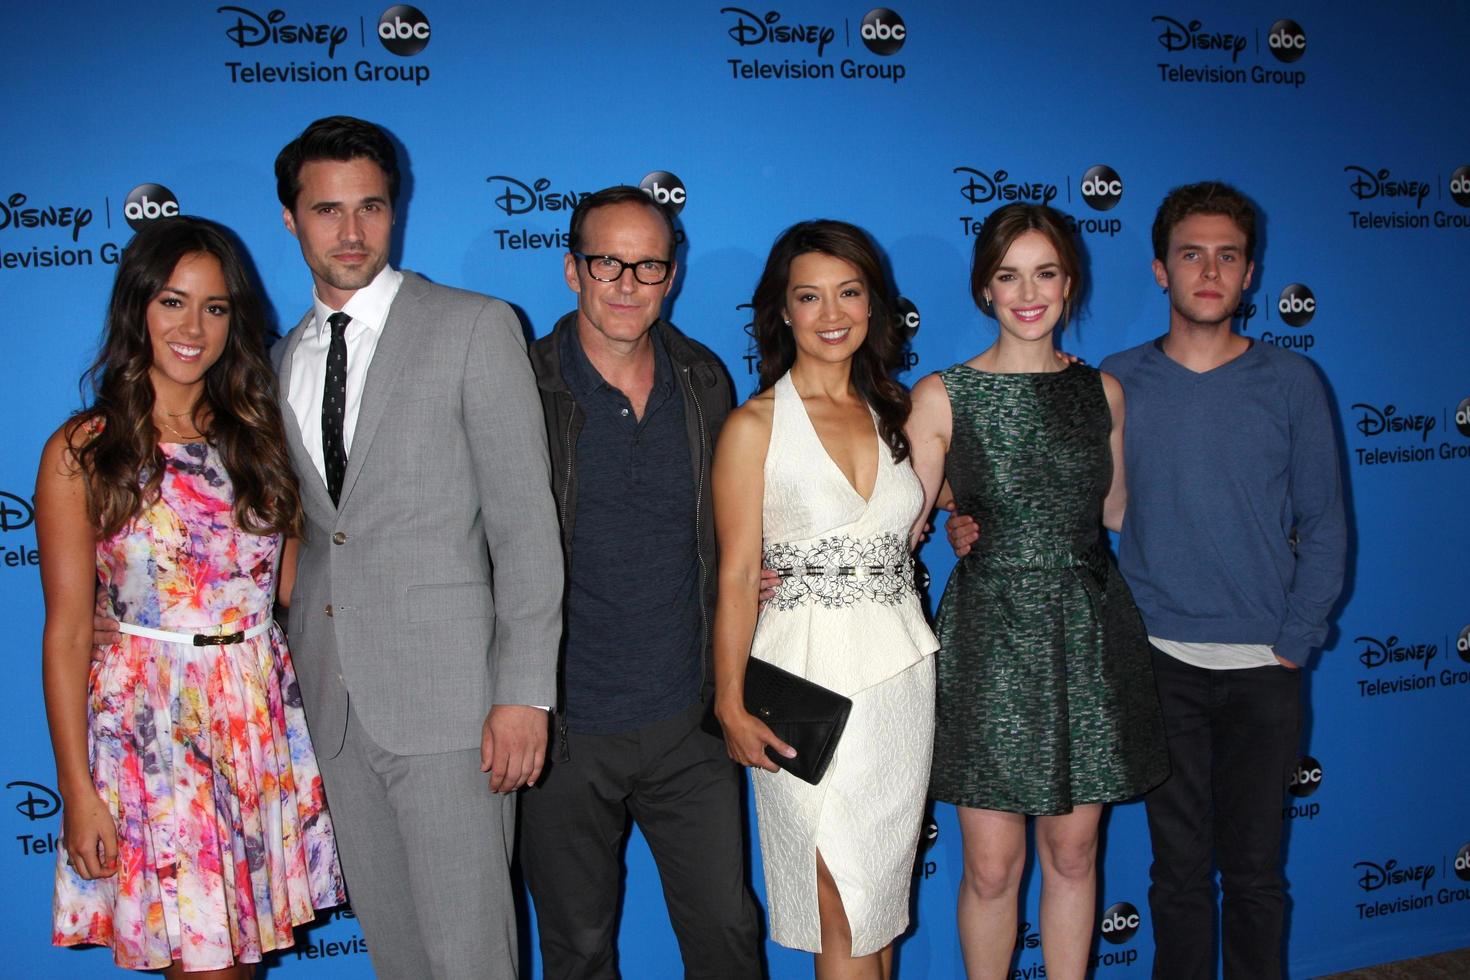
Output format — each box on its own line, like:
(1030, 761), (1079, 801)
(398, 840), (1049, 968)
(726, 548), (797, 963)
(740, 657), (852, 785)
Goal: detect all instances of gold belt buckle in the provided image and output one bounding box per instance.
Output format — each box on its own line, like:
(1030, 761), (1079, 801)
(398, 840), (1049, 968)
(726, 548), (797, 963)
(193, 630), (245, 646)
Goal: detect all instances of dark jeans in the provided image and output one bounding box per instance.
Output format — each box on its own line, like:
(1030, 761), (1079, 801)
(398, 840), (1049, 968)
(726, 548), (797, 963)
(519, 700), (762, 980)
(1144, 648), (1301, 980)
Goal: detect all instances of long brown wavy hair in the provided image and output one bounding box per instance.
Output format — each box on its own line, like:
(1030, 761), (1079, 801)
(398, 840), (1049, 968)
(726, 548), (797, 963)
(73, 216), (301, 539)
(751, 219), (911, 462)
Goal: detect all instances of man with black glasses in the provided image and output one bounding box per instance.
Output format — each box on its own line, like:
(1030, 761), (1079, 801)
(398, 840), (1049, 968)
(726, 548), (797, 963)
(520, 186), (762, 979)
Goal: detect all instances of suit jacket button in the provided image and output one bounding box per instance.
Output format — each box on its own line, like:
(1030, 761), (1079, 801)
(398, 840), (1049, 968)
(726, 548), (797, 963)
(332, 531), (347, 545)
(324, 604), (334, 617)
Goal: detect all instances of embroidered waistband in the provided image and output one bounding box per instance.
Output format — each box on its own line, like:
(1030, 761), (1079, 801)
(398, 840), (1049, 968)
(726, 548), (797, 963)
(763, 532), (915, 611)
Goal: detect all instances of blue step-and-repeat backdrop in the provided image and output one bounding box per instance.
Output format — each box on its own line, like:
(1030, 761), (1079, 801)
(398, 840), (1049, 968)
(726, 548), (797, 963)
(2, 2), (1467, 977)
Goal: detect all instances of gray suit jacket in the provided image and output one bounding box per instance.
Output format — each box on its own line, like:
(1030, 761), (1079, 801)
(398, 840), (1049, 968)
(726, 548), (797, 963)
(277, 271), (562, 758)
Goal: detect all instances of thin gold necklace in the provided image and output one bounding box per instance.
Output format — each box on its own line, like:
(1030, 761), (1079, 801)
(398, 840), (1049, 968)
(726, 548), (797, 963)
(156, 414), (202, 441)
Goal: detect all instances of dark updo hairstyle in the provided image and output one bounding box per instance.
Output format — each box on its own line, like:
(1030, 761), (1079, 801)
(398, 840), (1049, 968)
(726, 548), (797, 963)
(970, 203), (1082, 328)
(750, 219), (911, 462)
(73, 216), (301, 538)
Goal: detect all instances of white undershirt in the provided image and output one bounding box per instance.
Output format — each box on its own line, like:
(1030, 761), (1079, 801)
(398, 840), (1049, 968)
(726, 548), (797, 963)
(1149, 637), (1279, 670)
(285, 265), (404, 486)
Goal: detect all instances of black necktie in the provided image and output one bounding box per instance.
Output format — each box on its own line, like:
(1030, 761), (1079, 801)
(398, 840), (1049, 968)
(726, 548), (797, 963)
(322, 312), (350, 506)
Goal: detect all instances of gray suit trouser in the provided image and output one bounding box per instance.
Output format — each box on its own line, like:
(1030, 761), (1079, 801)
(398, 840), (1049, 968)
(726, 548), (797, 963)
(321, 707), (518, 980)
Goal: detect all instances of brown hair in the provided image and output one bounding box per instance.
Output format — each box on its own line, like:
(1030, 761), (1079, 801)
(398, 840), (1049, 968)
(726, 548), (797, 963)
(1151, 181), (1257, 261)
(567, 185), (677, 257)
(970, 203), (1082, 328)
(73, 216), (301, 538)
(750, 219), (911, 462)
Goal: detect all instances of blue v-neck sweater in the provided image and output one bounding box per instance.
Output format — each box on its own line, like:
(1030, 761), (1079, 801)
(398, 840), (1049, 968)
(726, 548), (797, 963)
(1100, 338), (1347, 665)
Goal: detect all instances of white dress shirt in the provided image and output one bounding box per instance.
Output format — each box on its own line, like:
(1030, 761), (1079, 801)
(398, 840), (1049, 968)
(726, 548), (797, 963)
(286, 265), (404, 487)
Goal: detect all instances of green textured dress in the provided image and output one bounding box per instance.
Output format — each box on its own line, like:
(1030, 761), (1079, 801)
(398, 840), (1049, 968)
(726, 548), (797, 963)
(929, 362), (1168, 815)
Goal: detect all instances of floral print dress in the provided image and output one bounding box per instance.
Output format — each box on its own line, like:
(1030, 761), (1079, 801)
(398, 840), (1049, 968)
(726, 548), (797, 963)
(52, 442), (344, 971)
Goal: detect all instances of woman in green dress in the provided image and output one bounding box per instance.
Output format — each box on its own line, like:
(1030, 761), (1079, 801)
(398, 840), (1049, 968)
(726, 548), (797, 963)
(906, 203), (1167, 980)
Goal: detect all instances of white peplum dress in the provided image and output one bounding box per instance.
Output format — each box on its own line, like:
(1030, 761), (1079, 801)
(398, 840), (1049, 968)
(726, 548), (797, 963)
(749, 373), (938, 956)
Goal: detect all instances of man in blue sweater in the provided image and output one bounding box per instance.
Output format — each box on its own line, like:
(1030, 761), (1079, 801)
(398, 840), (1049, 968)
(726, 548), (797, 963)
(948, 181), (1346, 978)
(1099, 182), (1346, 979)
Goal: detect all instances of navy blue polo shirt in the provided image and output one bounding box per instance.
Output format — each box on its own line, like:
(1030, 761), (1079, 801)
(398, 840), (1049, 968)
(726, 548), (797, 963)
(560, 327), (703, 734)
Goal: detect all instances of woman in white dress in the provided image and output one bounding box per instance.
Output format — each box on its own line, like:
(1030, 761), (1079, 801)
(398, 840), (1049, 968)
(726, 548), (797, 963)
(712, 220), (937, 979)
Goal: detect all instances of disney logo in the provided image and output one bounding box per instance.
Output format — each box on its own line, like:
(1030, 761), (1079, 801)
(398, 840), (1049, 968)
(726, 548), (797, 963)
(1351, 403), (1436, 442)
(216, 6), (349, 59)
(0, 193), (93, 243)
(1014, 920), (1040, 950)
(1354, 859), (1436, 893)
(954, 168), (1058, 206)
(1152, 16), (1248, 62)
(1344, 166), (1430, 209)
(0, 492), (35, 533)
(1355, 635), (1437, 671)
(720, 7), (835, 57)
(484, 176), (588, 217)
(6, 781), (60, 821)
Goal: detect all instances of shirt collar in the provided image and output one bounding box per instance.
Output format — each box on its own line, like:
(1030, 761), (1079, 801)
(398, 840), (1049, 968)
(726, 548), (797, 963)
(311, 264), (404, 339)
(560, 321), (673, 400)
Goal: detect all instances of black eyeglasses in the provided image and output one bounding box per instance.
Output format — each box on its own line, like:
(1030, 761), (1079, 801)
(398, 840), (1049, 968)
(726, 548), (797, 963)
(574, 253), (673, 285)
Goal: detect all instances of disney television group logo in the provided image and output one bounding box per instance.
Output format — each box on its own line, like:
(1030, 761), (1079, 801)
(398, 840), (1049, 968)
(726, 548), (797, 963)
(1151, 15), (1305, 63)
(721, 7), (909, 82)
(218, 6), (433, 85)
(218, 5), (430, 57)
(1151, 15), (1308, 87)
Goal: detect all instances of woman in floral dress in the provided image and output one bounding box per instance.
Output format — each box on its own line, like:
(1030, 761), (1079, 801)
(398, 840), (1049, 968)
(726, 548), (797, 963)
(38, 217), (344, 977)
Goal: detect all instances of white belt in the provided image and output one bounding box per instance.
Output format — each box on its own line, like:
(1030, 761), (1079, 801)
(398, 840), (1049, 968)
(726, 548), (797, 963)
(116, 619), (274, 647)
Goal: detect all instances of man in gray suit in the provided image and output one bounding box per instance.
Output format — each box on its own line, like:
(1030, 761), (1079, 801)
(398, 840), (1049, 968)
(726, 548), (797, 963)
(274, 115), (562, 979)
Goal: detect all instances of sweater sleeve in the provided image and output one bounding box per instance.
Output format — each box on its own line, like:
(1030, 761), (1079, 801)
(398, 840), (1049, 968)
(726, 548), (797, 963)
(1274, 362), (1348, 663)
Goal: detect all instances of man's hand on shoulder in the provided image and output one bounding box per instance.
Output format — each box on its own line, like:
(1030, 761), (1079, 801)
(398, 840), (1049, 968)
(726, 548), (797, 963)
(480, 704), (549, 794)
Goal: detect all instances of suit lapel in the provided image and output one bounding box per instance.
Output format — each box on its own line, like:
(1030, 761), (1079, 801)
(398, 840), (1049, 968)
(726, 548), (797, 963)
(335, 272), (421, 510)
(277, 314), (338, 521)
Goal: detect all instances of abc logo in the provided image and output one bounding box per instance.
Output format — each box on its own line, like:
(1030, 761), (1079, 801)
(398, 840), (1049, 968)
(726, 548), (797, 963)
(1456, 842), (1470, 882)
(1457, 624), (1470, 664)
(1099, 901), (1140, 944)
(1268, 18), (1307, 63)
(1449, 166), (1470, 209)
(378, 5), (431, 56)
(1080, 164), (1123, 212)
(1277, 283), (1316, 328)
(1456, 397), (1470, 438)
(639, 171), (687, 214)
(860, 8), (907, 56)
(896, 296), (920, 339)
(124, 183), (180, 230)
(1288, 755), (1324, 798)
